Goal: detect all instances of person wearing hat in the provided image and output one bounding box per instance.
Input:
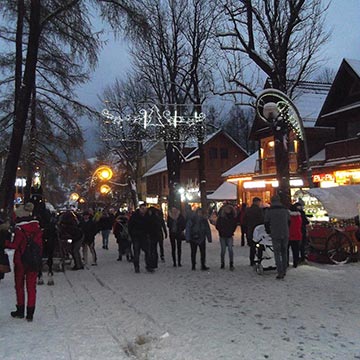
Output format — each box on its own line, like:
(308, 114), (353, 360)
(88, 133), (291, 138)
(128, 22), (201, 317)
(264, 195), (291, 279)
(243, 197), (264, 266)
(5, 202), (43, 321)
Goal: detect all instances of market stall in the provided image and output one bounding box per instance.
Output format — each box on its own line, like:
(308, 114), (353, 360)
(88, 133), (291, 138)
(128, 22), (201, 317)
(296, 185), (360, 264)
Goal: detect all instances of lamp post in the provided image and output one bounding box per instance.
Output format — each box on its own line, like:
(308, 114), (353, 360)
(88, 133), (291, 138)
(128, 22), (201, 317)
(263, 102), (291, 206)
(89, 165), (114, 207)
(256, 89), (310, 208)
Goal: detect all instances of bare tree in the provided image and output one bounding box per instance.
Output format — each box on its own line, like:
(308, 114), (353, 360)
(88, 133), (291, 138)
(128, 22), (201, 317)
(98, 75), (154, 209)
(223, 105), (255, 153)
(217, 0), (331, 205)
(218, 0), (331, 98)
(315, 67), (336, 83)
(0, 0), (148, 212)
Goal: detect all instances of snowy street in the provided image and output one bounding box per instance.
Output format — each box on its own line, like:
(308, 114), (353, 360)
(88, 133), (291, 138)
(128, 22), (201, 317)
(1, 227), (360, 360)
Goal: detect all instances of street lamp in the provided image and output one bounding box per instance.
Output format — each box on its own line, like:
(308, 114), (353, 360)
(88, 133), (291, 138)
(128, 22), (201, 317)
(70, 192), (80, 202)
(91, 165), (113, 184)
(99, 184), (111, 195)
(256, 89), (310, 207)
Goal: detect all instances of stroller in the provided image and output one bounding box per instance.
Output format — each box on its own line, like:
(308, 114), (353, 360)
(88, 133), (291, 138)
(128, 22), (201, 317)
(252, 224), (277, 275)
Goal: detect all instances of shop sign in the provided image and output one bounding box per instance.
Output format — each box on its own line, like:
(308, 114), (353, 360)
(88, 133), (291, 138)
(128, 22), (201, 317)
(312, 173), (335, 183)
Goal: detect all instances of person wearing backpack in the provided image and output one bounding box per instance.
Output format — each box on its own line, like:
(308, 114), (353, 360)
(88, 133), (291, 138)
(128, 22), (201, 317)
(5, 203), (43, 321)
(113, 213), (133, 262)
(185, 208), (212, 271)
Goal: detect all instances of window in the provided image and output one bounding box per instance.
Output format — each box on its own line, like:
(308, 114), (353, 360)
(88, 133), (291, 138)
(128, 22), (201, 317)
(220, 148), (228, 159)
(209, 147), (218, 159)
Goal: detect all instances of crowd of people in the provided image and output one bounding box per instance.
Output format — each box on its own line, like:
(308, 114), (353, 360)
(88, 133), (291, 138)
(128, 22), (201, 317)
(0, 196), (312, 321)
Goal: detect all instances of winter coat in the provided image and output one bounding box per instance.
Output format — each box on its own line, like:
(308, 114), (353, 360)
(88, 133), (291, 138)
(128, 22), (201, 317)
(113, 216), (131, 243)
(299, 209), (309, 238)
(80, 218), (98, 244)
(264, 200), (290, 240)
(128, 209), (150, 241)
(289, 210), (302, 241)
(216, 207), (237, 238)
(242, 205), (264, 241)
(5, 216), (43, 267)
(185, 215), (212, 244)
(167, 213), (186, 236)
(147, 208), (167, 240)
(98, 214), (114, 231)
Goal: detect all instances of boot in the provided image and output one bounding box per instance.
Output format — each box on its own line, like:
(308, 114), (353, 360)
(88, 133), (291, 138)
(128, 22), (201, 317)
(11, 305), (25, 319)
(230, 262), (234, 271)
(37, 276), (44, 285)
(47, 274), (55, 286)
(26, 307), (35, 322)
(221, 262), (225, 269)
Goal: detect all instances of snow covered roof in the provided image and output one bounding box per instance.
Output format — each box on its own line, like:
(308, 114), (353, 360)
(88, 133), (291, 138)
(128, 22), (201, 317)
(292, 83), (331, 128)
(309, 149), (326, 163)
(305, 185), (360, 219)
(222, 152), (258, 177)
(186, 129), (247, 159)
(345, 58), (360, 77)
(143, 130), (247, 178)
(207, 181), (237, 200)
(142, 156), (167, 177)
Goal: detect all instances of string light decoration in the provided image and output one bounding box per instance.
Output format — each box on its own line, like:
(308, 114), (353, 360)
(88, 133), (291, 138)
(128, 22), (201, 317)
(101, 105), (207, 143)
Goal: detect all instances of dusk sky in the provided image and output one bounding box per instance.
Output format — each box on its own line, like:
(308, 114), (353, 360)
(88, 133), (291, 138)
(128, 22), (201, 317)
(76, 0), (360, 109)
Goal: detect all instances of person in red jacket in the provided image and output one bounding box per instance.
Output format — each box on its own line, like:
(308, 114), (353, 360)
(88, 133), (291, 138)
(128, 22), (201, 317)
(288, 203), (302, 268)
(5, 203), (43, 321)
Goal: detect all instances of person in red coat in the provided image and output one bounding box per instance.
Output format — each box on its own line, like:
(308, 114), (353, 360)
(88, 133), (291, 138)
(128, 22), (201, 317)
(288, 203), (302, 268)
(5, 203), (43, 321)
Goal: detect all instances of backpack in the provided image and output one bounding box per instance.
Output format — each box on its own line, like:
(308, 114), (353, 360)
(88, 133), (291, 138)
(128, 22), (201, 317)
(19, 228), (42, 272)
(191, 218), (201, 240)
(117, 222), (129, 240)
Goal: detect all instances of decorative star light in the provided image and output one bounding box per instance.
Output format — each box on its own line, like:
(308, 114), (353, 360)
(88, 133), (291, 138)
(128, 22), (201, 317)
(101, 105), (206, 142)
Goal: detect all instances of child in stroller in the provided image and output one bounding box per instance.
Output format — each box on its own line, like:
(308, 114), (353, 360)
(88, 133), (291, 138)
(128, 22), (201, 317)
(252, 224), (277, 274)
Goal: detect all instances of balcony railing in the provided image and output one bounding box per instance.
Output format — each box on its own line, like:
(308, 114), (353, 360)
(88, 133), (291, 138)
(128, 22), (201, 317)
(326, 137), (360, 161)
(256, 153), (298, 175)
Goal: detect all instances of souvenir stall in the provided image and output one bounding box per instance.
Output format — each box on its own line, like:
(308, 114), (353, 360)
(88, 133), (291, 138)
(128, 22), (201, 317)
(296, 185), (360, 264)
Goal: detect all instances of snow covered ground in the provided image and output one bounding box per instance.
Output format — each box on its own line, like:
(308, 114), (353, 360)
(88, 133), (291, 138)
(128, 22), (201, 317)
(1, 226), (360, 360)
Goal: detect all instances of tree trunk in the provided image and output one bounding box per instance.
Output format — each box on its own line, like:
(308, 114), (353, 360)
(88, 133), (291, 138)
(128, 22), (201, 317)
(0, 1), (41, 213)
(166, 143), (181, 210)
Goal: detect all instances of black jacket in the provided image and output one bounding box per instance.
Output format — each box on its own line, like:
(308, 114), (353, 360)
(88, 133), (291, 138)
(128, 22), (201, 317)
(216, 213), (237, 238)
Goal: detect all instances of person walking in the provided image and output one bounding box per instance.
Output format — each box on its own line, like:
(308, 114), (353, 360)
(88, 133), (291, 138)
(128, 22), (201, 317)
(98, 210), (114, 249)
(288, 203), (303, 268)
(113, 213), (133, 262)
(147, 207), (167, 266)
(57, 211), (84, 270)
(264, 195), (290, 279)
(5, 203), (43, 321)
(295, 201), (309, 263)
(243, 197), (264, 266)
(79, 211), (98, 266)
(167, 206), (186, 267)
(0, 216), (11, 282)
(128, 203), (153, 273)
(216, 204), (237, 270)
(239, 203), (247, 246)
(186, 208), (212, 271)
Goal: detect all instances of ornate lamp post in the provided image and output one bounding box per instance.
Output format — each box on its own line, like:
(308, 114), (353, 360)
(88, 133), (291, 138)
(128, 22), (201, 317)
(256, 89), (310, 207)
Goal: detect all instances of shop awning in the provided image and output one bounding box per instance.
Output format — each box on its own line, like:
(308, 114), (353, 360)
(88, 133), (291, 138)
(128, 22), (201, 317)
(207, 181), (237, 201)
(304, 185), (360, 219)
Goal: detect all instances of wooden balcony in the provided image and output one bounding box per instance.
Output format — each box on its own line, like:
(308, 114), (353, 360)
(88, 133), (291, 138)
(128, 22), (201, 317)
(325, 137), (360, 161)
(256, 153), (298, 175)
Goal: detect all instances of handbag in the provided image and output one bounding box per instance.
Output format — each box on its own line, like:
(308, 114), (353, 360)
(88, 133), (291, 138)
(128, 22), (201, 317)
(0, 252), (11, 273)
